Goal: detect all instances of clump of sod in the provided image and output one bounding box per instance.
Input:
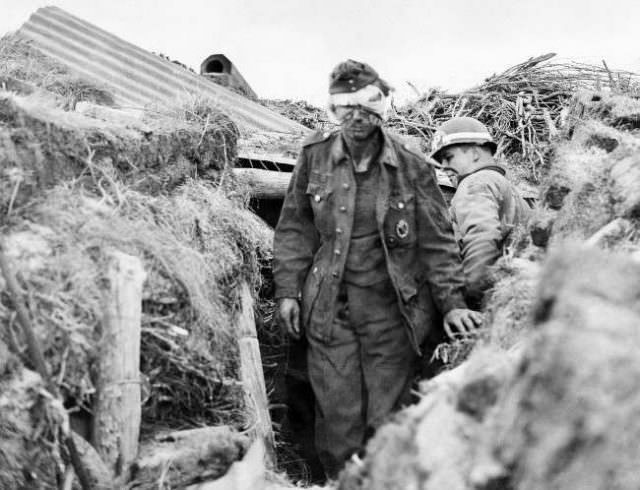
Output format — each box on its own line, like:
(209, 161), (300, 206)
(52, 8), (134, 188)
(0, 92), (239, 214)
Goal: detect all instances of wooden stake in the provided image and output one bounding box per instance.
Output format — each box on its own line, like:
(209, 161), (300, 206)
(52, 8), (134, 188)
(92, 251), (146, 480)
(236, 282), (275, 466)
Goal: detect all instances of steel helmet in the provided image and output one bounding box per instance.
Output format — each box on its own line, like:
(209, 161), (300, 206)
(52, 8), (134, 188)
(430, 117), (497, 163)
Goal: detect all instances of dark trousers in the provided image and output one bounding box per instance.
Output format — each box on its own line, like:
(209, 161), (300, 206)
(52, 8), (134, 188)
(307, 279), (417, 479)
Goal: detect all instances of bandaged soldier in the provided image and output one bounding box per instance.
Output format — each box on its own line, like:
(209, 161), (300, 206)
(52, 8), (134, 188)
(274, 60), (482, 478)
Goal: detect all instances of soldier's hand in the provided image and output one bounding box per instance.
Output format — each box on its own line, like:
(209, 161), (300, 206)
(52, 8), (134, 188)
(278, 298), (301, 340)
(443, 308), (483, 340)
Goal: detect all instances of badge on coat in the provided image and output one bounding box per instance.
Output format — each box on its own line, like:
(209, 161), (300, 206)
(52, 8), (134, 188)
(396, 219), (409, 239)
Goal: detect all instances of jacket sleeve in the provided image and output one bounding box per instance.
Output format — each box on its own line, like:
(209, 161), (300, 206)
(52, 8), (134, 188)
(415, 162), (468, 313)
(451, 178), (503, 300)
(273, 150), (320, 299)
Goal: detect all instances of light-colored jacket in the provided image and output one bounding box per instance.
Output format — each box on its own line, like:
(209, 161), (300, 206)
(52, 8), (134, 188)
(450, 165), (531, 304)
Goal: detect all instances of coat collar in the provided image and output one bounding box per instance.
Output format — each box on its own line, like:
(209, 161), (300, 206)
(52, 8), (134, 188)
(457, 164), (506, 184)
(329, 129), (399, 168)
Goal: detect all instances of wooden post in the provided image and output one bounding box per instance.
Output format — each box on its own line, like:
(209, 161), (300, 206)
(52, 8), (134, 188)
(231, 167), (477, 200)
(232, 168), (291, 199)
(236, 282), (275, 466)
(93, 251), (146, 480)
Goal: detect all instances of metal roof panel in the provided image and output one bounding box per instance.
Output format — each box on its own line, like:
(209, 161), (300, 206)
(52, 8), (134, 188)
(17, 6), (308, 136)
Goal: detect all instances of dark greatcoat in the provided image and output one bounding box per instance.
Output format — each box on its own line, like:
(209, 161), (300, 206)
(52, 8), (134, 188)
(273, 128), (467, 354)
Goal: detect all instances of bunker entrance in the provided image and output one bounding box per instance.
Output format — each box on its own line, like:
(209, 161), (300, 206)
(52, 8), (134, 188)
(242, 162), (324, 483)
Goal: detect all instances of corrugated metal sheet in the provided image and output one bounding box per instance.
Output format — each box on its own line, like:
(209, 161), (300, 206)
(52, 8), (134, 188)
(16, 6), (307, 136)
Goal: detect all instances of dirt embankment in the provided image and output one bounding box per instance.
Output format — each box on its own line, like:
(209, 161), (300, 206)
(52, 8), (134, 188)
(0, 36), (279, 489)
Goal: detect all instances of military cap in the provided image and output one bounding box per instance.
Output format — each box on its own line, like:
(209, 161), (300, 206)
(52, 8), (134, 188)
(329, 59), (391, 96)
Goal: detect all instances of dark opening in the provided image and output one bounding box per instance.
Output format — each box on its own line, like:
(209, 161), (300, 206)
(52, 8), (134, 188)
(249, 198), (283, 229)
(205, 59), (226, 74)
(248, 187), (324, 482)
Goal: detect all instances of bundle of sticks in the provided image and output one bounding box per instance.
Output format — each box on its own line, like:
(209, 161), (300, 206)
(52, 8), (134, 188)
(389, 53), (640, 182)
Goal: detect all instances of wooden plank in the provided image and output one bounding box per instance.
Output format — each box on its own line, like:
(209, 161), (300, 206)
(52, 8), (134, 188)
(236, 282), (275, 465)
(92, 251), (146, 480)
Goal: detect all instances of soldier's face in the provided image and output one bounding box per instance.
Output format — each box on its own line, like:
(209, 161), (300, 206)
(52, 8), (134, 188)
(441, 145), (476, 177)
(335, 106), (381, 140)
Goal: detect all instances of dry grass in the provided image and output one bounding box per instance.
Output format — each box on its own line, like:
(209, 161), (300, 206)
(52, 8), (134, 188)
(1, 179), (273, 432)
(431, 336), (479, 369)
(0, 363), (61, 488)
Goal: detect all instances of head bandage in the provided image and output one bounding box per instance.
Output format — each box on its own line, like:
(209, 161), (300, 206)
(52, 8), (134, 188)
(327, 84), (392, 124)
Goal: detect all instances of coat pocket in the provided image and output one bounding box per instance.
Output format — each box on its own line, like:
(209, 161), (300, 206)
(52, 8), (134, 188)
(385, 193), (416, 247)
(306, 182), (333, 232)
(305, 182), (332, 203)
(389, 193), (415, 212)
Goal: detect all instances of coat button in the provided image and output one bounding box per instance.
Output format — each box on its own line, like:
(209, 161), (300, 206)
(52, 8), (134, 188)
(334, 249), (341, 256)
(398, 201), (405, 209)
(335, 227), (343, 234)
(339, 205), (347, 212)
(314, 195), (321, 202)
(386, 235), (398, 247)
(332, 271), (339, 278)
(342, 183), (350, 190)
